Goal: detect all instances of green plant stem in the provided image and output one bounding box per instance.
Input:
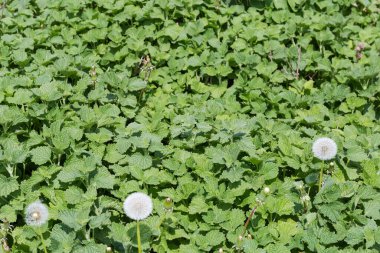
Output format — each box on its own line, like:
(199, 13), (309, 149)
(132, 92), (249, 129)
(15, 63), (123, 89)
(38, 228), (48, 253)
(156, 212), (167, 229)
(318, 162), (324, 192)
(137, 221), (142, 253)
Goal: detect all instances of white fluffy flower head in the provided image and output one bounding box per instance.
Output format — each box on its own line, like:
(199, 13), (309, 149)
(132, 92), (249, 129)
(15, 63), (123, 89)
(25, 200), (49, 226)
(312, 137), (337, 161)
(123, 192), (153, 221)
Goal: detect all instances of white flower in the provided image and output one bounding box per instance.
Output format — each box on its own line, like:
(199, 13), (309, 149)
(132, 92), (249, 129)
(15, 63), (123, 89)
(123, 192), (153, 221)
(263, 187), (270, 194)
(301, 195), (310, 202)
(25, 200), (49, 226)
(312, 137), (337, 160)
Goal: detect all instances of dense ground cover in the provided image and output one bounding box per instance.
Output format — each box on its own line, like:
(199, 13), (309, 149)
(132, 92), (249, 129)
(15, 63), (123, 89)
(1, 0), (380, 252)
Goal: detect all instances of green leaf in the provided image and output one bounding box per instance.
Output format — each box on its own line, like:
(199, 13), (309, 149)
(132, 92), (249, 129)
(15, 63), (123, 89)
(278, 135), (292, 156)
(346, 147), (367, 162)
(345, 226), (364, 246)
(188, 55), (202, 67)
(59, 208), (90, 231)
(361, 160), (380, 187)
(50, 224), (76, 253)
(109, 222), (130, 244)
(128, 153), (152, 170)
(72, 242), (106, 253)
(220, 209), (245, 231)
(52, 132), (71, 151)
(277, 219), (301, 243)
(317, 202), (346, 222)
(0, 204), (18, 222)
(265, 243), (291, 253)
(260, 162), (279, 180)
(363, 200), (380, 220)
(189, 196), (209, 214)
(266, 196), (294, 216)
(64, 186), (84, 204)
(220, 167), (245, 183)
(7, 89), (34, 104)
(30, 146), (51, 165)
(86, 128), (113, 143)
(90, 167), (116, 189)
(89, 212), (111, 229)
(0, 175), (19, 197)
(128, 78), (147, 91)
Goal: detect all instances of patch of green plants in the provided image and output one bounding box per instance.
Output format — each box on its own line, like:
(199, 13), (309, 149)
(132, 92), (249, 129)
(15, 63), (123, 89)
(0, 0), (380, 252)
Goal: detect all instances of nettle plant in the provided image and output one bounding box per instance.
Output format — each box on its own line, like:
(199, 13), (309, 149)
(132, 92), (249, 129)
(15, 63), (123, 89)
(1, 0), (380, 252)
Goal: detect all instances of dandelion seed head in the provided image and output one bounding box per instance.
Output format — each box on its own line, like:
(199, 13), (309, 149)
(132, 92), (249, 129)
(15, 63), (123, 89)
(25, 201), (49, 226)
(312, 137), (337, 160)
(123, 192), (153, 221)
(263, 187), (270, 194)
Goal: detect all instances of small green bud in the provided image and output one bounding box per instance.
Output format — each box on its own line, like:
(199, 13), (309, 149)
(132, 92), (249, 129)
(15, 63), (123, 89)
(163, 197), (174, 211)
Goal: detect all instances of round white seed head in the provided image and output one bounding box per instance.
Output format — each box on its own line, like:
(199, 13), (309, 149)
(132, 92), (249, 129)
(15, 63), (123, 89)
(219, 248), (224, 253)
(123, 192), (153, 221)
(25, 201), (49, 226)
(312, 137), (337, 161)
(263, 187), (270, 194)
(106, 246), (112, 252)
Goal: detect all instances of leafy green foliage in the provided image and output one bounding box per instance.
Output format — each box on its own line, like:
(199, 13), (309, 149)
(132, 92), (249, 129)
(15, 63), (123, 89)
(0, 0), (379, 252)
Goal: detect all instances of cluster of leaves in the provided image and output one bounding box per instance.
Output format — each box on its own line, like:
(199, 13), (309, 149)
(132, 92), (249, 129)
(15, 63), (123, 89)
(1, 0), (380, 252)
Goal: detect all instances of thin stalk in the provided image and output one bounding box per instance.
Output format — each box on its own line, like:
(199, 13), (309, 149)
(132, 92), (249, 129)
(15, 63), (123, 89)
(38, 228), (48, 253)
(237, 206), (257, 248)
(156, 212), (167, 229)
(318, 162), (324, 192)
(137, 221), (142, 253)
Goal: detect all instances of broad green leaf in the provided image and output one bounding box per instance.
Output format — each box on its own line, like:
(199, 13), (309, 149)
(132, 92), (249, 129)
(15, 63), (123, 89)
(0, 175), (18, 197)
(363, 200), (380, 220)
(346, 147), (367, 162)
(30, 146), (51, 165)
(277, 219), (301, 243)
(266, 196), (294, 216)
(72, 242), (106, 253)
(317, 202), (346, 222)
(189, 196), (209, 214)
(128, 78), (147, 91)
(50, 224), (76, 253)
(59, 208), (90, 231)
(128, 153), (152, 170)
